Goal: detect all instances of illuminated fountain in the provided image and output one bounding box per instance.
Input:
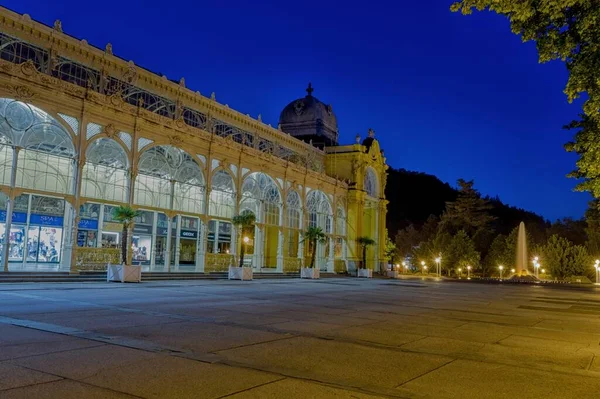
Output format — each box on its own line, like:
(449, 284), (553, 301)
(510, 222), (538, 281)
(515, 222), (527, 276)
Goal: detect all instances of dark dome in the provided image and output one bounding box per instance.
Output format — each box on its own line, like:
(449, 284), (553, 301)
(278, 83), (339, 148)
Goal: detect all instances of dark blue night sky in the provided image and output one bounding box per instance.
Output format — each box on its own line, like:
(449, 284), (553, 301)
(3, 0), (590, 220)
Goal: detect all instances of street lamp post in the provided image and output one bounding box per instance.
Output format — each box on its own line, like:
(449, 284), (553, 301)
(402, 261), (407, 274)
(595, 260), (600, 283)
(467, 265), (472, 279)
(499, 265), (504, 280)
(421, 261), (426, 275)
(435, 257), (441, 278)
(458, 267), (462, 279)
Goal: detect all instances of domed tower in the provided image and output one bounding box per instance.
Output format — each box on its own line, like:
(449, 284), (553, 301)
(279, 83), (339, 148)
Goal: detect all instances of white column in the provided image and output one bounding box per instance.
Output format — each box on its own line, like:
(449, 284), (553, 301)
(276, 205), (284, 272)
(327, 236), (334, 272)
(62, 201), (75, 272)
(2, 147), (19, 272)
(165, 217), (172, 272)
(174, 215), (181, 271)
(196, 219), (205, 273)
(297, 209), (305, 266)
(22, 194), (32, 270)
(253, 225), (262, 269)
(150, 211), (158, 270)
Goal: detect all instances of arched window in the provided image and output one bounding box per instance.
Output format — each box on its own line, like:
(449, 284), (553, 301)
(0, 99), (75, 195)
(286, 190), (301, 229)
(364, 167), (378, 198)
(306, 190), (332, 233)
(209, 169), (235, 219)
(135, 145), (204, 213)
(240, 172), (281, 225)
(81, 138), (129, 203)
(241, 172), (281, 268)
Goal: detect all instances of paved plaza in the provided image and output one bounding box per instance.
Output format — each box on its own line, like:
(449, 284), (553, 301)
(1, 278), (600, 398)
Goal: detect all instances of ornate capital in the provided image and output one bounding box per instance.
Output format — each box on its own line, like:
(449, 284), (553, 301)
(169, 134), (183, 146)
(10, 85), (35, 101)
(20, 60), (38, 77)
(103, 124), (117, 138)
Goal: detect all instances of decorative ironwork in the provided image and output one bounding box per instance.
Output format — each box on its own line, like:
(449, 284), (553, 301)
(57, 113), (79, 135)
(205, 253), (234, 272)
(306, 190), (333, 232)
(86, 122), (102, 140)
(209, 169), (236, 219)
(241, 172), (281, 224)
(76, 247), (120, 271)
(138, 137), (153, 150)
(118, 132), (132, 150)
(334, 259), (346, 273)
(53, 57), (100, 90)
(0, 32), (48, 72)
(283, 257), (302, 272)
(182, 107), (207, 130)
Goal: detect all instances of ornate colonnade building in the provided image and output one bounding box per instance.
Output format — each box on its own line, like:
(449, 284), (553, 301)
(0, 7), (388, 274)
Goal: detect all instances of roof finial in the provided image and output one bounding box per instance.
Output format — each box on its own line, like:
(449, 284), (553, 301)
(306, 82), (314, 97)
(368, 128), (375, 138)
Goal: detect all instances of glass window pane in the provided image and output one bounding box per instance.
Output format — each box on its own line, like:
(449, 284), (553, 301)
(37, 227), (62, 263)
(27, 226), (39, 261)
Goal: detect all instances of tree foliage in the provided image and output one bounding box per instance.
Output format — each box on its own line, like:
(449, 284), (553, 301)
(482, 234), (508, 277)
(232, 212), (256, 268)
(357, 236), (376, 270)
(395, 224), (420, 258)
(384, 235), (399, 265)
(585, 200), (600, 256)
(302, 226), (327, 269)
(541, 234), (590, 279)
(440, 179), (496, 237)
(446, 230), (480, 275)
(112, 205), (141, 265)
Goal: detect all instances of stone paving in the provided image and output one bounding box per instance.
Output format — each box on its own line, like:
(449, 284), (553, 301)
(1, 278), (600, 398)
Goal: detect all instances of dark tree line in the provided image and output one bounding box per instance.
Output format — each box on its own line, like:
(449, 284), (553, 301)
(386, 169), (598, 279)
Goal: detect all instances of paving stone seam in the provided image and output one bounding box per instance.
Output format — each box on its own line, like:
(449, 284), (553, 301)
(212, 377), (288, 398)
(394, 358), (457, 389)
(0, 343), (107, 363)
(209, 359), (410, 399)
(0, 364), (146, 398)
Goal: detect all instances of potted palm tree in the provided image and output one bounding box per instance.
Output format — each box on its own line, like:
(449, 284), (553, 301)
(301, 226), (327, 279)
(229, 212), (256, 280)
(107, 205), (142, 283)
(357, 236), (376, 278)
(384, 237), (399, 278)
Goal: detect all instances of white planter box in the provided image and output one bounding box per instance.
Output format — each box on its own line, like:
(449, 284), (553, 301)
(387, 271), (399, 278)
(358, 269), (373, 278)
(301, 268), (320, 279)
(107, 264), (142, 283)
(228, 266), (253, 281)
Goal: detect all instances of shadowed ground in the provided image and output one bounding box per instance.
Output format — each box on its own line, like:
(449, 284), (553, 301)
(1, 278), (600, 398)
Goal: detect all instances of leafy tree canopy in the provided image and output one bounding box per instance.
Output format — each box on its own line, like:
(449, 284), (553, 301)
(440, 179), (496, 236)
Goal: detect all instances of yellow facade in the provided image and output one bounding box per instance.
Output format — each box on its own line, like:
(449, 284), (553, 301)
(0, 7), (387, 274)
